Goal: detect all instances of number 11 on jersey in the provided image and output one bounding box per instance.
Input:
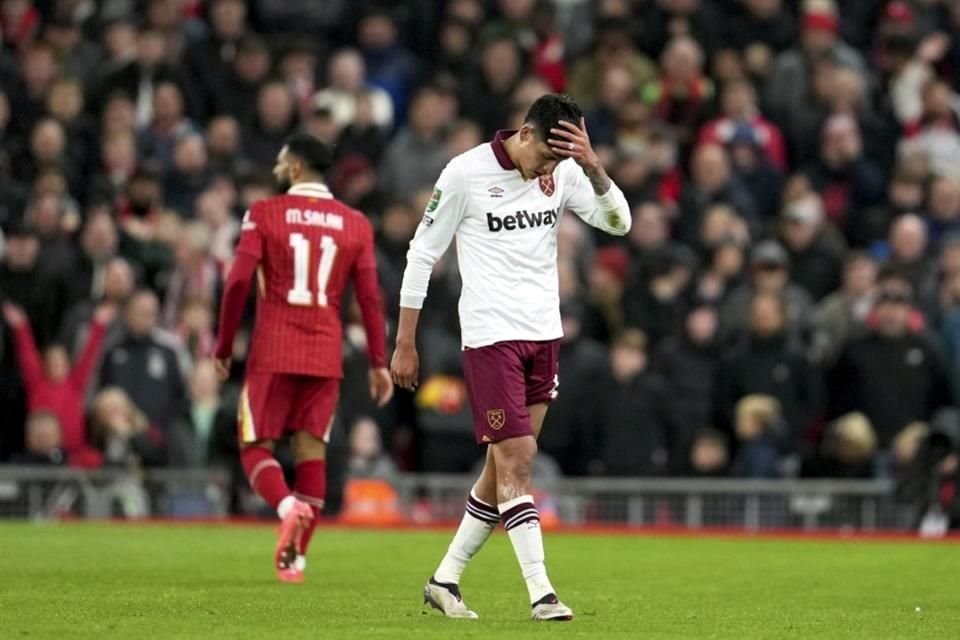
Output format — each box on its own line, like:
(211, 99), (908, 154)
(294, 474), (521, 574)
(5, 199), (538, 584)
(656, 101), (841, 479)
(287, 233), (338, 306)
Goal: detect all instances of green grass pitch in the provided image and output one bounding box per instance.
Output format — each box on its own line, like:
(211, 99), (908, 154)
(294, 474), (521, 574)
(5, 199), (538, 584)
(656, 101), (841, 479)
(1, 523), (958, 639)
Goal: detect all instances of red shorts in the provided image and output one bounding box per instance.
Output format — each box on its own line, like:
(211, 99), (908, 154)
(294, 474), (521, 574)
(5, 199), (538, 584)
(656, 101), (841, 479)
(462, 339), (560, 445)
(238, 373), (339, 444)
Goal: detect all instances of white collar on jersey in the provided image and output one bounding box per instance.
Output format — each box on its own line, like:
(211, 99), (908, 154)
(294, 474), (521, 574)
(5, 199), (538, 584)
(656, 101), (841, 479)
(288, 182), (333, 199)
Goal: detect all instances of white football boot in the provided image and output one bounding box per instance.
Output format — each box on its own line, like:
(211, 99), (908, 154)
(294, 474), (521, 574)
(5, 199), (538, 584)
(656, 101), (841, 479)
(423, 578), (479, 619)
(531, 593), (574, 621)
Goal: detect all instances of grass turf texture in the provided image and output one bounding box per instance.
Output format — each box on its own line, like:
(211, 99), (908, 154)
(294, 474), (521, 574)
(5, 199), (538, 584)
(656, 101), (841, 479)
(1, 523), (958, 639)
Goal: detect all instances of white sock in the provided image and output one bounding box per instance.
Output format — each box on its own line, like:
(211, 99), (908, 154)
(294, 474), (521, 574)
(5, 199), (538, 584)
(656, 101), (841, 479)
(433, 489), (499, 584)
(277, 495), (296, 519)
(499, 494), (554, 604)
(294, 555), (306, 571)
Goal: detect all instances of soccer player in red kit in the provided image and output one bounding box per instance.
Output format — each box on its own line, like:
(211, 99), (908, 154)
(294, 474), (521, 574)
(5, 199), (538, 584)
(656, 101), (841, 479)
(214, 134), (392, 583)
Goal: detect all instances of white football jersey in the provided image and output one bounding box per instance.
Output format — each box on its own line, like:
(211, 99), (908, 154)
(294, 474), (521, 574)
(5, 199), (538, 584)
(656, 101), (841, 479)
(400, 130), (632, 348)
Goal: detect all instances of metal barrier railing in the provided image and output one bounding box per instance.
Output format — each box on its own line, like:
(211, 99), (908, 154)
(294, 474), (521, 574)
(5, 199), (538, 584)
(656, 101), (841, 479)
(390, 474), (913, 532)
(0, 466), (230, 519)
(0, 466), (917, 531)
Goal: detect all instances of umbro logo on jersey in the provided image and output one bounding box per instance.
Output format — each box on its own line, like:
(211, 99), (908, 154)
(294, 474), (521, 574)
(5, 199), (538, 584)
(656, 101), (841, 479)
(486, 209), (558, 232)
(488, 186), (504, 198)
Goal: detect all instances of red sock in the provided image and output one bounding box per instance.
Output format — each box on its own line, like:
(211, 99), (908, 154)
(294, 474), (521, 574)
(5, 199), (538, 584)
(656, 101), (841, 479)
(294, 459), (326, 555)
(240, 446), (290, 510)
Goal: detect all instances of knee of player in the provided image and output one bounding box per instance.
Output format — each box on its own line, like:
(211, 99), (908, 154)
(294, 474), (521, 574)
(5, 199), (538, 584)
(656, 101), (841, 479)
(494, 437), (537, 475)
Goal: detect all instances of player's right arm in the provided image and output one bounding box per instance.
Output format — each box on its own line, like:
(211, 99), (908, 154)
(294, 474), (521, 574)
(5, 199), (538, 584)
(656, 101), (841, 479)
(213, 207), (263, 380)
(392, 162), (468, 390)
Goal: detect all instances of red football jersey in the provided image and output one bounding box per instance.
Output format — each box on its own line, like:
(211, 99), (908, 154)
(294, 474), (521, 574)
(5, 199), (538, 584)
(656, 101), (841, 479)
(235, 182), (377, 378)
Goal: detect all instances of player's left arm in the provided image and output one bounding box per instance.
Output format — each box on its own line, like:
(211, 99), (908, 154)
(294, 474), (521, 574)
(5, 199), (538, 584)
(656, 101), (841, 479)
(213, 208), (263, 380)
(549, 117), (632, 236)
(352, 222), (393, 407)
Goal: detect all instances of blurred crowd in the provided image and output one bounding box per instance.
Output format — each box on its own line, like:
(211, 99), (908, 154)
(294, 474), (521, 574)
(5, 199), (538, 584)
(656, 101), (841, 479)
(1, 0), (960, 521)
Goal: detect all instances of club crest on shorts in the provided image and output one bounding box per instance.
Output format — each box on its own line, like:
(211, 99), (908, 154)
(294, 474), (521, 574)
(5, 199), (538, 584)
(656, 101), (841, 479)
(538, 175), (555, 197)
(487, 409), (505, 430)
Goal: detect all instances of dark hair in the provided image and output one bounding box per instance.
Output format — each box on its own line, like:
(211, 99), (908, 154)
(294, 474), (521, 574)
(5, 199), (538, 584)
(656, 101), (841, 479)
(523, 94), (583, 142)
(284, 133), (334, 174)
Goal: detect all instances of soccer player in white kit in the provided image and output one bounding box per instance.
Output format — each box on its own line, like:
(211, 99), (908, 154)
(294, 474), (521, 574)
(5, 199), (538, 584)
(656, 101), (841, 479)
(391, 94), (631, 621)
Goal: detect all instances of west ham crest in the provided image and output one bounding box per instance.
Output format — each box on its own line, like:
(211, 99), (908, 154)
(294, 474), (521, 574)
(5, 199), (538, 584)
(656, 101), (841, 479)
(538, 175), (555, 197)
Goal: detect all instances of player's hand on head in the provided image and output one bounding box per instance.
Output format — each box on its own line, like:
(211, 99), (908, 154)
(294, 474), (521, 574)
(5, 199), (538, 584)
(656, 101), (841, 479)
(547, 117), (601, 172)
(214, 357), (232, 381)
(390, 344), (419, 391)
(369, 367), (394, 407)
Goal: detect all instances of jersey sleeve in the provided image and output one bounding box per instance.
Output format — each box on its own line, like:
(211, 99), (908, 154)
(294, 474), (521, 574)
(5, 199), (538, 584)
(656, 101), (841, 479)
(399, 161), (468, 309)
(561, 163), (632, 236)
(235, 205), (265, 260)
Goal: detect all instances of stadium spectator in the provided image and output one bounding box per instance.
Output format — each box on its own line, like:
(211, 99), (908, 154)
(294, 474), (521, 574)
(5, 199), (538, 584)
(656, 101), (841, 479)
(719, 240), (813, 346)
(139, 81), (198, 169)
(925, 178), (960, 249)
(802, 114), (885, 238)
(10, 411), (65, 466)
(2, 300), (112, 462)
(700, 79), (787, 172)
(348, 416), (397, 479)
(60, 257), (133, 358)
(654, 303), (720, 472)
(243, 80), (298, 167)
(829, 271), (952, 464)
(568, 20), (656, 110)
(539, 302), (607, 476)
(716, 292), (821, 465)
(357, 9), (419, 122)
(312, 48), (394, 132)
(213, 35), (271, 128)
(90, 386), (166, 468)
(804, 412), (877, 478)
(378, 86), (451, 203)
(597, 329), (669, 476)
(61, 211), (118, 308)
(677, 143), (757, 245)
(886, 213), (934, 292)
(459, 35), (525, 136)
(163, 133), (213, 217)
(167, 359), (234, 468)
(811, 252), (878, 366)
(779, 193), (846, 302)
(98, 290), (187, 431)
(205, 115), (249, 179)
(0, 220), (65, 346)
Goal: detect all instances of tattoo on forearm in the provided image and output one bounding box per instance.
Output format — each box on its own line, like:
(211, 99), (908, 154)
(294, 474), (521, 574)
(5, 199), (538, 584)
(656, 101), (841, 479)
(585, 166), (612, 195)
